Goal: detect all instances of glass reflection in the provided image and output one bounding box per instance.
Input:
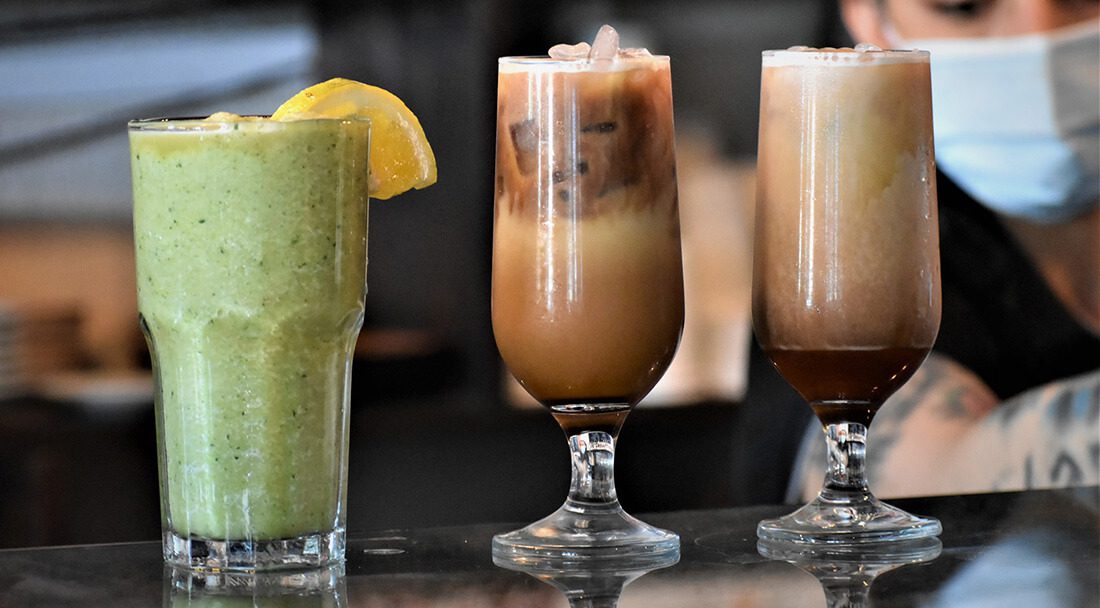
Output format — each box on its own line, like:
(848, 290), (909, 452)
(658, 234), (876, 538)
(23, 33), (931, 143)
(493, 551), (678, 607)
(758, 537), (941, 608)
(165, 564), (346, 607)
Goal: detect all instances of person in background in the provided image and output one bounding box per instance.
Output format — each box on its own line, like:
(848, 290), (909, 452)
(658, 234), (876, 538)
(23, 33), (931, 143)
(788, 0), (1099, 500)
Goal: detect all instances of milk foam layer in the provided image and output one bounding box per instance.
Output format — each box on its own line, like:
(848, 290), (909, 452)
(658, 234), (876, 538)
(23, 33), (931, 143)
(762, 46), (930, 67)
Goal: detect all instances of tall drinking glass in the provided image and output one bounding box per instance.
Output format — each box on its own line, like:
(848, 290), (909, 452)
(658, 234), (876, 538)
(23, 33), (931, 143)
(752, 48), (942, 543)
(130, 116), (370, 570)
(491, 54), (684, 563)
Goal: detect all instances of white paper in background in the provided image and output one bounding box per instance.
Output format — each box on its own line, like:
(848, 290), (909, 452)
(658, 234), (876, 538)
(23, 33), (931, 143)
(505, 136), (756, 409)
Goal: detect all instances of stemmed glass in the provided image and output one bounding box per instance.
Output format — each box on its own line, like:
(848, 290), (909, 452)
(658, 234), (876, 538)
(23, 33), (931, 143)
(752, 47), (942, 543)
(490, 52), (683, 564)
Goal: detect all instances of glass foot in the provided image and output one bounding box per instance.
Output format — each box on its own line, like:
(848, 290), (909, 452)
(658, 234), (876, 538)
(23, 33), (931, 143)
(492, 502), (680, 567)
(163, 528), (345, 571)
(758, 491), (941, 544)
(758, 535), (943, 563)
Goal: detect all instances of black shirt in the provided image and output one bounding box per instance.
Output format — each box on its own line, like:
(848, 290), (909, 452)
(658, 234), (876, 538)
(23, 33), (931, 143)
(735, 172), (1100, 506)
(934, 172), (1100, 399)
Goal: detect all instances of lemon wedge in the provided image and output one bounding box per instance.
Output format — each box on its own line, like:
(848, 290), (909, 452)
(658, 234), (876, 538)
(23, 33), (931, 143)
(272, 78), (437, 200)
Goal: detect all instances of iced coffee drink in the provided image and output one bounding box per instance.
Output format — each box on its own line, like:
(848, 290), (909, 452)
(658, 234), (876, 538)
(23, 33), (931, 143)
(752, 46), (942, 543)
(753, 47), (941, 419)
(492, 48), (683, 415)
(490, 26), (682, 563)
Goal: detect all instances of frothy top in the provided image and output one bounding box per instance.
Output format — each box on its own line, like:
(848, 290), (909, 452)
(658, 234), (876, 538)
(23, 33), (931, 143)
(128, 114), (365, 133)
(763, 45), (929, 67)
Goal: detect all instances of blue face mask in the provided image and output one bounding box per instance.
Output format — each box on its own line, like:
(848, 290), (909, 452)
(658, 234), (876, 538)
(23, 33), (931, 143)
(900, 21), (1100, 223)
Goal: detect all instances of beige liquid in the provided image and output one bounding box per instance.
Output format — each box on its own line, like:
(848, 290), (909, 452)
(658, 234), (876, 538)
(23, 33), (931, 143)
(752, 50), (941, 405)
(492, 59), (683, 407)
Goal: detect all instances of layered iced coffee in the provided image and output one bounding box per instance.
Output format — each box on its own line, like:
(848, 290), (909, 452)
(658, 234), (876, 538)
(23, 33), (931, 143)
(492, 37), (683, 413)
(490, 27), (683, 562)
(752, 47), (941, 417)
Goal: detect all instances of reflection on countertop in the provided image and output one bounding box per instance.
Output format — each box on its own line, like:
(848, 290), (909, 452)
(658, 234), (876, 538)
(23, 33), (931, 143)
(0, 488), (1095, 608)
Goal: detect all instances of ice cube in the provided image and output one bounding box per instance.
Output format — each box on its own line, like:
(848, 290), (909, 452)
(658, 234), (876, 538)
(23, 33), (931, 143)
(854, 42), (882, 52)
(589, 24), (620, 60)
(547, 24), (653, 62)
(509, 119), (538, 175)
(549, 42), (591, 60)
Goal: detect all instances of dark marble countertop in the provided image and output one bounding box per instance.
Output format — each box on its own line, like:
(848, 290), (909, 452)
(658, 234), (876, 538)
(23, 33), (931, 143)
(1, 487), (1096, 607)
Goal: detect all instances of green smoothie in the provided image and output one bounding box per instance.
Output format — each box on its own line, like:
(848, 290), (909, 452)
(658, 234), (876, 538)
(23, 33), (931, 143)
(130, 116), (370, 542)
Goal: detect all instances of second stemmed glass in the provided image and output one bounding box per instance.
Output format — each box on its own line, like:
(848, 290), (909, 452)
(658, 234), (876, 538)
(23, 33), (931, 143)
(491, 53), (684, 565)
(752, 47), (943, 543)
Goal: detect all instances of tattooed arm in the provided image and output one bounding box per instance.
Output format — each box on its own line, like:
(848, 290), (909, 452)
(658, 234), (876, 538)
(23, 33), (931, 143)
(949, 370), (1100, 492)
(787, 354), (1099, 502)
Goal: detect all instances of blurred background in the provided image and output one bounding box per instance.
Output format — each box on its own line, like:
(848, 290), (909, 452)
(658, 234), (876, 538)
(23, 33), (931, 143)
(0, 0), (846, 548)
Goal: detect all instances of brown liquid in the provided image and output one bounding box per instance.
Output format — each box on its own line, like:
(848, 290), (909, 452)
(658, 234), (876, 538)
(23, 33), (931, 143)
(764, 347), (930, 425)
(494, 61), (678, 219)
(492, 58), (683, 407)
(753, 51), (941, 427)
(550, 403), (632, 436)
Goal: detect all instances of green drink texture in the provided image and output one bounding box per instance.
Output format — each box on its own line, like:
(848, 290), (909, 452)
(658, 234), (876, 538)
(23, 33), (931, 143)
(130, 117), (370, 541)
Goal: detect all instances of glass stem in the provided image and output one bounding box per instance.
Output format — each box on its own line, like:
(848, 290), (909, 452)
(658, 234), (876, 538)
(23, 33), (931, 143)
(565, 431), (619, 507)
(822, 583), (869, 608)
(822, 422), (870, 495)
